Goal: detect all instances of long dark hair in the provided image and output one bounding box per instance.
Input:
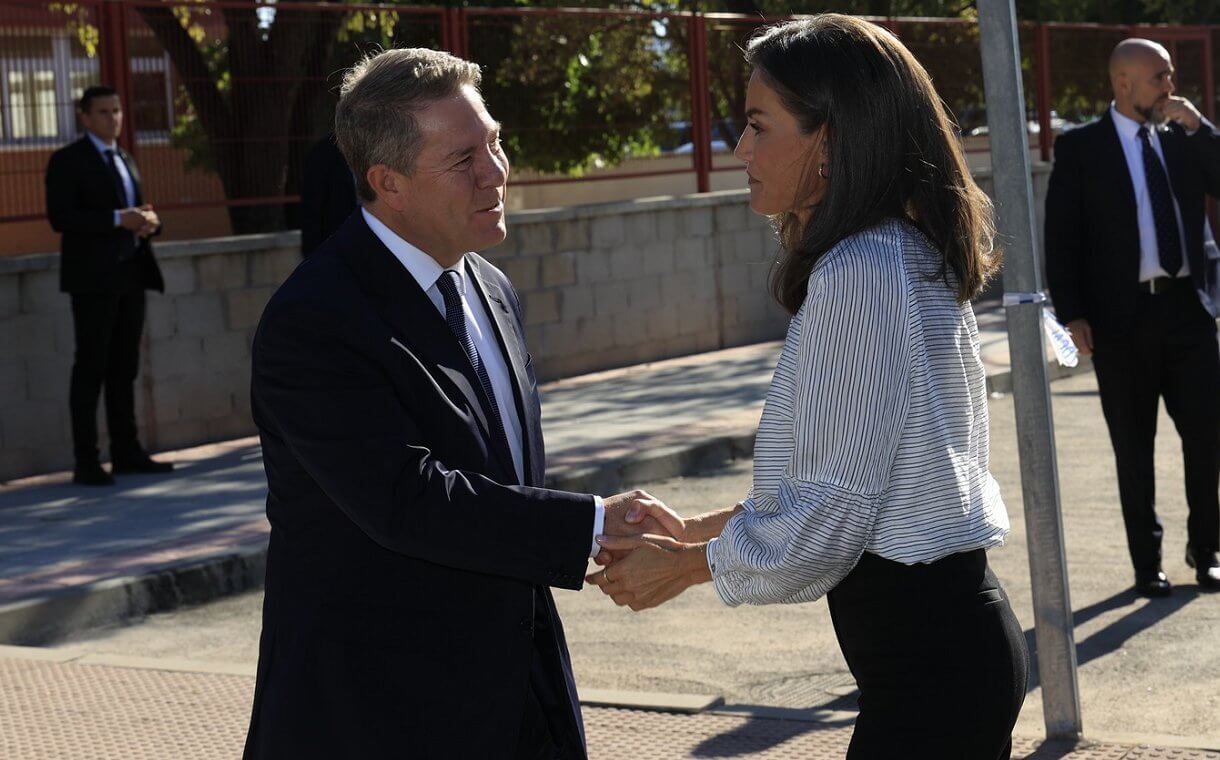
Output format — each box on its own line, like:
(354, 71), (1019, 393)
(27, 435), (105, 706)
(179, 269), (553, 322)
(745, 15), (998, 314)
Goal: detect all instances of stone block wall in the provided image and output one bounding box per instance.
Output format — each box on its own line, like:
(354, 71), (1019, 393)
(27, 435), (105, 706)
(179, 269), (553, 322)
(0, 234), (300, 481)
(483, 191), (787, 381)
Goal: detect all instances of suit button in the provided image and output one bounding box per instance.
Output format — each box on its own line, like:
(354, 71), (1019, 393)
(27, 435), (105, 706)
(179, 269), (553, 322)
(519, 619), (534, 634)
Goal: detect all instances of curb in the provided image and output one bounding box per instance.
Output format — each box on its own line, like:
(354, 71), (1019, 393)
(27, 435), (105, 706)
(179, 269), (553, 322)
(0, 434), (758, 647)
(0, 542), (266, 646)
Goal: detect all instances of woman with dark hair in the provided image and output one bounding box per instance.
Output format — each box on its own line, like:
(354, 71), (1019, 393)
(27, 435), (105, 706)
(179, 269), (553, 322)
(589, 14), (1029, 758)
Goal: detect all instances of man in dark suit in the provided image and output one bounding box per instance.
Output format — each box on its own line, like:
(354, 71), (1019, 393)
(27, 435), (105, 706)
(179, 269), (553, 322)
(46, 85), (173, 486)
(242, 49), (681, 759)
(1046, 38), (1220, 596)
(300, 131), (358, 257)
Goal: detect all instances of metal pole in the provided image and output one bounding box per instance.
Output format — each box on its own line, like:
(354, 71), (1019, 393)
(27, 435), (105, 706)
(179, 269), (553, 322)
(1034, 23), (1053, 163)
(99, 0), (136, 155)
(977, 0), (1083, 741)
(686, 15), (711, 194)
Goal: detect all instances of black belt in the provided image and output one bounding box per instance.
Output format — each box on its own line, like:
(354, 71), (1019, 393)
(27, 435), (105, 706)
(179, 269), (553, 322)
(1139, 276), (1191, 295)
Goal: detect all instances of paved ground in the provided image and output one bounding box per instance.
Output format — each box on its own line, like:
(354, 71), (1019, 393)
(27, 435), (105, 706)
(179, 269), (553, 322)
(33, 370), (1220, 756)
(5, 301), (1215, 758)
(2, 646), (1217, 759)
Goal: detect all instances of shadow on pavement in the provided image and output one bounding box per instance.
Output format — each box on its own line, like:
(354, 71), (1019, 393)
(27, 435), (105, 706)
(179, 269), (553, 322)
(692, 694), (857, 757)
(0, 443), (266, 581)
(1020, 738), (1090, 759)
(1024, 587), (1198, 693)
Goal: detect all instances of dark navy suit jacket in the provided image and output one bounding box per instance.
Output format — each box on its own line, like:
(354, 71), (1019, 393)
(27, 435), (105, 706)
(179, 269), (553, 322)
(243, 210), (594, 759)
(1046, 111), (1220, 343)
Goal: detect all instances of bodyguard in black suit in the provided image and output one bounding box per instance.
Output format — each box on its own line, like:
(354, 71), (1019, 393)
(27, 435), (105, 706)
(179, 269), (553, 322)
(45, 86), (173, 486)
(242, 49), (680, 758)
(1045, 39), (1220, 595)
(300, 132), (357, 257)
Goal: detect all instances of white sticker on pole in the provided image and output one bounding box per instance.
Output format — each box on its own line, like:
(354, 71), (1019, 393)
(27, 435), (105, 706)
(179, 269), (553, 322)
(1041, 309), (1078, 367)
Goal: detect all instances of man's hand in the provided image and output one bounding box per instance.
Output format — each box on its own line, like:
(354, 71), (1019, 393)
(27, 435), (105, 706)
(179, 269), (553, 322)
(1163, 96), (1202, 133)
(594, 490), (684, 567)
(136, 205), (159, 238)
(119, 207), (148, 232)
(585, 533), (710, 611)
(1066, 318), (1093, 357)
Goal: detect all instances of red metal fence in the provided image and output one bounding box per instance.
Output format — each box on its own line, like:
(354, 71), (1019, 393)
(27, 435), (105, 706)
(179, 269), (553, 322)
(1, 1), (1217, 246)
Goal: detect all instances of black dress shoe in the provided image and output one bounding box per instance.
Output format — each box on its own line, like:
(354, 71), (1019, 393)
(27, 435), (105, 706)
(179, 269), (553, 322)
(1186, 546), (1220, 592)
(1134, 569), (1172, 597)
(111, 453), (174, 474)
(73, 462), (115, 486)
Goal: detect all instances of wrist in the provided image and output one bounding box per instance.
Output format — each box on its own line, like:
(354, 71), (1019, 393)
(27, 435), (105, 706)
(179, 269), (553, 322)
(680, 542), (713, 584)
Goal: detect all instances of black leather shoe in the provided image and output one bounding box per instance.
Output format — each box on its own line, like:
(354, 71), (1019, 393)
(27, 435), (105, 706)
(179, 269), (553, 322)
(1186, 546), (1220, 592)
(73, 461), (115, 486)
(111, 453), (174, 475)
(1134, 569), (1172, 597)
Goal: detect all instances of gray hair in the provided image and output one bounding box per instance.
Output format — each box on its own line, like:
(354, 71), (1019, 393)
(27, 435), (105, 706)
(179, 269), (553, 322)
(335, 48), (482, 203)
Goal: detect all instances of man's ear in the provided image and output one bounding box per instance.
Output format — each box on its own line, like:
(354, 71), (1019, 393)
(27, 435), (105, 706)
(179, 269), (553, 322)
(367, 165), (405, 212)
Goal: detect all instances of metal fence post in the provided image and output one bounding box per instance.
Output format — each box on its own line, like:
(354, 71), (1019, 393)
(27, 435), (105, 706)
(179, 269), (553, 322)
(98, 0), (136, 155)
(686, 14), (711, 194)
(441, 8), (468, 60)
(1203, 30), (1215, 121)
(977, 0), (1084, 741)
(1034, 23), (1053, 163)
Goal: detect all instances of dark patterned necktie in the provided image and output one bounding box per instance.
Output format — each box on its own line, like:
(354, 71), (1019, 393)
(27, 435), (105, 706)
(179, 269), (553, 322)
(104, 149), (136, 262)
(436, 270), (510, 457)
(1137, 126), (1183, 276)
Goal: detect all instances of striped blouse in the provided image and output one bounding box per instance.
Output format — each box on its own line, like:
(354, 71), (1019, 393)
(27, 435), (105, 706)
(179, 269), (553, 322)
(707, 218), (1010, 607)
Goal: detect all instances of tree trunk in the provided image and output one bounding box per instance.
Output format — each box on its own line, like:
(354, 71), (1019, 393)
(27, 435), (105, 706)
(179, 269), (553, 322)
(135, 2), (344, 234)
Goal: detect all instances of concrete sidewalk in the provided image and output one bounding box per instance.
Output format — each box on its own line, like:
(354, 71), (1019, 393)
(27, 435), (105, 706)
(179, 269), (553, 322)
(0, 299), (1079, 646)
(0, 644), (1215, 759)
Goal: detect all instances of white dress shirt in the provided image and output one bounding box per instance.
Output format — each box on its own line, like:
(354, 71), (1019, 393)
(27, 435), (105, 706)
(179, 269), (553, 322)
(1109, 105), (1191, 281)
(707, 219), (1010, 606)
(362, 209), (604, 555)
(85, 131), (136, 228)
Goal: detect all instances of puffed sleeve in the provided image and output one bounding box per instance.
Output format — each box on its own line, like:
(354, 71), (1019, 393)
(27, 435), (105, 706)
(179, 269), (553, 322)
(707, 239), (913, 605)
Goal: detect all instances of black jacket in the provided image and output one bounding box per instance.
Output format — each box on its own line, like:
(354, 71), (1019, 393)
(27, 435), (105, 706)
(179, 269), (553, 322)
(45, 136), (163, 294)
(1045, 110), (1220, 341)
(243, 210), (594, 759)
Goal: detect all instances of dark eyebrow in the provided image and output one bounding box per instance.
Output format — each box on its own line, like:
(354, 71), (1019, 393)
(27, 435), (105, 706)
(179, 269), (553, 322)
(442, 121), (503, 162)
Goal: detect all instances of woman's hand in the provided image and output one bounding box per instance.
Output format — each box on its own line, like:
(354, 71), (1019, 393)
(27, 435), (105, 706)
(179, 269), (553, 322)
(585, 534), (712, 611)
(593, 491), (687, 567)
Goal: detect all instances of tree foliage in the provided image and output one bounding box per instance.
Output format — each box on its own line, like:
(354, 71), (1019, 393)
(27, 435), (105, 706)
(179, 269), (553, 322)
(53, 0), (1219, 233)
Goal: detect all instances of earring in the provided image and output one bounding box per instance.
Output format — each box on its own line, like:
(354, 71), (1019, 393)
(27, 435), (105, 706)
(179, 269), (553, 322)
(818, 163), (829, 179)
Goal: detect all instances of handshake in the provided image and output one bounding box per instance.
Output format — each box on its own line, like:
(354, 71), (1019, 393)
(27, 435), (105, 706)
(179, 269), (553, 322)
(118, 204), (160, 238)
(585, 489), (720, 612)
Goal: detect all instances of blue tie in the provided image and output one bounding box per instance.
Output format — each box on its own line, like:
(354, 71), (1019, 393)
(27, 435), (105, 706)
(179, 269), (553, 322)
(1137, 126), (1183, 277)
(436, 270), (510, 458)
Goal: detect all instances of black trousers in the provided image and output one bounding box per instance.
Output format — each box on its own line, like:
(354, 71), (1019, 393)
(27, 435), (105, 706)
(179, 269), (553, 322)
(69, 288), (146, 464)
(1092, 281), (1220, 572)
(827, 550), (1029, 760)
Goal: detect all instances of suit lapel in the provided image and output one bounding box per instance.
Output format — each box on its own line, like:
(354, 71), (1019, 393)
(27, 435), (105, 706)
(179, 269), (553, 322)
(466, 256), (542, 487)
(336, 213), (515, 479)
(1096, 113), (1144, 277)
(1098, 111), (1138, 220)
(119, 148), (144, 206)
(80, 138), (124, 209)
(1160, 126), (1208, 279)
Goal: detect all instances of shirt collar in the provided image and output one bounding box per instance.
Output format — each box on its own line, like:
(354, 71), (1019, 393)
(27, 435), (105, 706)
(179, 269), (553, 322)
(361, 207), (466, 296)
(84, 130), (117, 155)
(1110, 103), (1157, 144)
